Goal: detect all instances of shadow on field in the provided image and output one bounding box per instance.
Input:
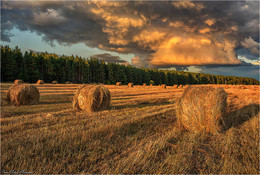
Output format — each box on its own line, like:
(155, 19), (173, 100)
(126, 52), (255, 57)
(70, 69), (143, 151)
(223, 104), (259, 131)
(115, 112), (176, 139)
(112, 100), (172, 110)
(1, 99), (9, 106)
(41, 101), (71, 105)
(94, 109), (176, 143)
(112, 91), (171, 98)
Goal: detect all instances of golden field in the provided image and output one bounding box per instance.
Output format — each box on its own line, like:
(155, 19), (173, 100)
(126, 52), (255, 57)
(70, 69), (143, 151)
(1, 83), (259, 174)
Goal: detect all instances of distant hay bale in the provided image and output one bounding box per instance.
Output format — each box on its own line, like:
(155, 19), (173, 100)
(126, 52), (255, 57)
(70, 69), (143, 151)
(176, 86), (228, 134)
(128, 83), (134, 87)
(46, 113), (54, 117)
(183, 85), (190, 89)
(37, 80), (44, 84)
(73, 85), (111, 112)
(178, 85), (184, 88)
(6, 84), (40, 106)
(161, 84), (166, 89)
(143, 83), (146, 86)
(240, 86), (246, 89)
(52, 81), (58, 84)
(116, 82), (122, 86)
(14, 79), (23, 84)
(173, 85), (178, 88)
(150, 84), (153, 86)
(247, 85), (254, 89)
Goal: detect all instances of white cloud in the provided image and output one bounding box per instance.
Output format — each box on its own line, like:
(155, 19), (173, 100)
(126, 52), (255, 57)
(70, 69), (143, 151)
(241, 36), (260, 55)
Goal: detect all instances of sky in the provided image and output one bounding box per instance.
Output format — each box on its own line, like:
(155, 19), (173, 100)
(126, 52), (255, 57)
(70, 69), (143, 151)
(1, 0), (260, 80)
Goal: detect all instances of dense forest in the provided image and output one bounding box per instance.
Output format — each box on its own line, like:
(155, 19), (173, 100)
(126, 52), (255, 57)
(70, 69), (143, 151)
(1, 45), (259, 85)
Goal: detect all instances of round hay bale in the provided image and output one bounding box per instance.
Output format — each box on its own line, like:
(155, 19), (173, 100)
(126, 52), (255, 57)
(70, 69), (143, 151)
(173, 85), (178, 88)
(247, 85), (254, 89)
(143, 83), (146, 86)
(161, 84), (166, 89)
(6, 84), (40, 106)
(73, 85), (111, 112)
(116, 82), (122, 86)
(52, 81), (58, 84)
(46, 113), (54, 117)
(128, 83), (134, 87)
(14, 79), (23, 84)
(176, 86), (228, 134)
(178, 85), (184, 88)
(150, 84), (153, 86)
(37, 80), (44, 84)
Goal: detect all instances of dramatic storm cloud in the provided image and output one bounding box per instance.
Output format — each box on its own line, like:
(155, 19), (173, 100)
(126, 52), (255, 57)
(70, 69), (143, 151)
(1, 0), (259, 69)
(91, 53), (129, 64)
(241, 36), (260, 55)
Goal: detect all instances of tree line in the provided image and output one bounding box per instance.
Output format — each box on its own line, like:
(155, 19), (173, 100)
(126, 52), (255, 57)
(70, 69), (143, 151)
(1, 45), (259, 85)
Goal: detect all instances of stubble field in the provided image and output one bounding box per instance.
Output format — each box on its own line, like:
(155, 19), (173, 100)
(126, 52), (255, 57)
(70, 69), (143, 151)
(1, 83), (259, 174)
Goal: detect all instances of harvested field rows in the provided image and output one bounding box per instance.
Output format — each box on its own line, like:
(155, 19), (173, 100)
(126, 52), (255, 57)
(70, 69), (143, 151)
(1, 83), (259, 174)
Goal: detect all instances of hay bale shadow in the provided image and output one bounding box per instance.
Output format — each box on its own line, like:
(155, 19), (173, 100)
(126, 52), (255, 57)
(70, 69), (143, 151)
(41, 101), (71, 105)
(105, 109), (176, 141)
(112, 100), (171, 110)
(223, 104), (259, 131)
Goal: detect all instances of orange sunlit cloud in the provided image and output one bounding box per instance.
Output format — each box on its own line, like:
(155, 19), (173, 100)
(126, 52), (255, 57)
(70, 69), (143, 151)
(150, 36), (241, 66)
(205, 19), (215, 26)
(199, 28), (211, 34)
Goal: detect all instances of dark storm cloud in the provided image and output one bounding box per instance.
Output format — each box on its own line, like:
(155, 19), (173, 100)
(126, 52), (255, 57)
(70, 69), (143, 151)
(1, 1), (259, 68)
(91, 53), (128, 64)
(236, 49), (259, 61)
(1, 1), (108, 48)
(200, 65), (260, 81)
(241, 36), (260, 55)
(1, 21), (13, 42)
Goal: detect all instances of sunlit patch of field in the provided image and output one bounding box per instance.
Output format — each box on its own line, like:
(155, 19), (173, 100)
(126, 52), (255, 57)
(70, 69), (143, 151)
(1, 83), (259, 173)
